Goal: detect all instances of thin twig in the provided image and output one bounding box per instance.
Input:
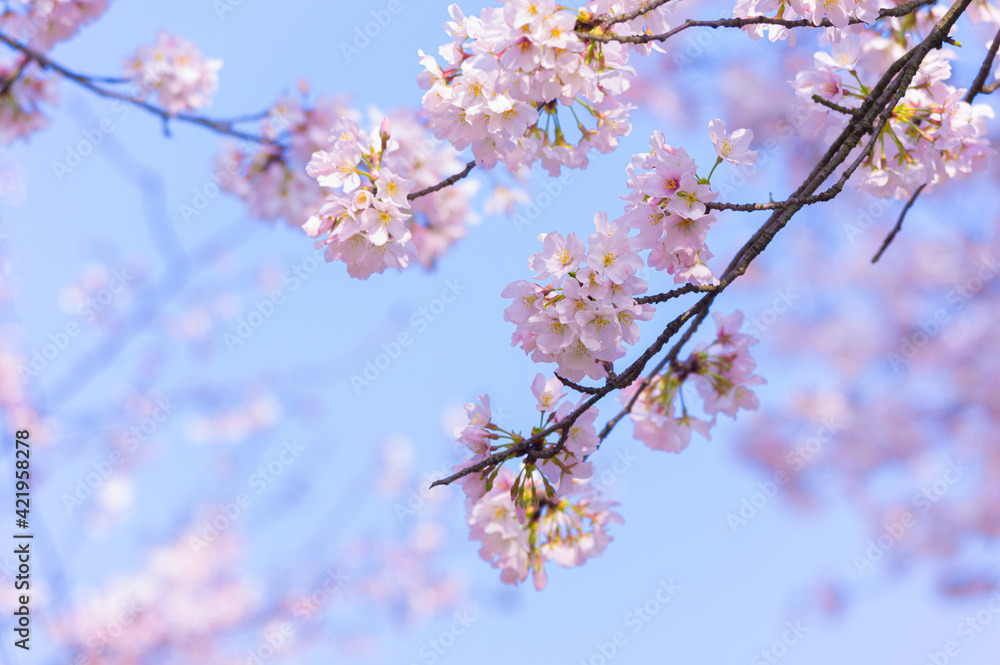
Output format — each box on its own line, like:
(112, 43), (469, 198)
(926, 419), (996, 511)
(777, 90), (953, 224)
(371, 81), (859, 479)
(635, 283), (716, 304)
(811, 94), (860, 116)
(408, 160), (476, 201)
(594, 0), (676, 27)
(872, 184), (926, 263)
(963, 26), (1000, 103)
(577, 0), (937, 44)
(555, 374), (601, 395)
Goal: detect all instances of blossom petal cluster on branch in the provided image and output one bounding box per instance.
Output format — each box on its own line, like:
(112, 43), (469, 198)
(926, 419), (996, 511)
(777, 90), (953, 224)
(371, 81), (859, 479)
(0, 58), (57, 143)
(793, 30), (994, 199)
(301, 107), (478, 278)
(503, 126), (755, 382)
(622, 312), (765, 453)
(451, 388), (619, 589)
(0, 0), (112, 144)
(0, 0), (110, 52)
(417, 0), (677, 175)
(124, 31), (222, 115)
(734, 0), (881, 41)
(216, 95), (352, 229)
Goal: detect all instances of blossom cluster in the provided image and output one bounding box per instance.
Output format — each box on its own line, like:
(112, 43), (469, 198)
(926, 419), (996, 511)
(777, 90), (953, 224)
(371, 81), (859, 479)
(417, 0), (676, 175)
(620, 311), (764, 453)
(502, 218), (655, 382)
(792, 33), (994, 199)
(0, 58), (57, 143)
(302, 108), (477, 278)
(0, 0), (110, 52)
(124, 31), (222, 115)
(450, 307), (764, 588)
(467, 468), (622, 589)
(620, 123), (755, 285)
(450, 385), (620, 589)
(502, 126), (755, 382)
(216, 94), (347, 228)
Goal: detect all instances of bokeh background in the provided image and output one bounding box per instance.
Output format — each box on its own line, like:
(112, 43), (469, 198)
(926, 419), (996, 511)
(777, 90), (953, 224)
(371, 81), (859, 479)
(2, 0), (1000, 664)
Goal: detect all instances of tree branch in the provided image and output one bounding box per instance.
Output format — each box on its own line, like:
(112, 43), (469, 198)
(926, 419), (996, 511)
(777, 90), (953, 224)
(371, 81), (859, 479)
(635, 283), (716, 304)
(963, 26), (1000, 103)
(576, 0), (937, 44)
(555, 374), (602, 395)
(407, 160), (476, 201)
(872, 183), (926, 263)
(0, 32), (279, 145)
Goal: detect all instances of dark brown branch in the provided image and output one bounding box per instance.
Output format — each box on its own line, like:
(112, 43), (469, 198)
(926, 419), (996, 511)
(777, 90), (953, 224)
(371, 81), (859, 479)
(408, 160), (476, 201)
(594, 0), (675, 27)
(811, 94), (860, 117)
(576, 0), (937, 44)
(635, 283), (716, 304)
(963, 26), (1000, 103)
(555, 374), (601, 395)
(706, 192), (831, 212)
(598, 298), (715, 442)
(872, 184), (926, 263)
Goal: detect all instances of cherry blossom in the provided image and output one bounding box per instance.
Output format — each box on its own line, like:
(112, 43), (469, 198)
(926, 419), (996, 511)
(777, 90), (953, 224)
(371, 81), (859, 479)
(417, 0), (676, 175)
(708, 118), (759, 166)
(124, 31), (222, 115)
(0, 58), (57, 143)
